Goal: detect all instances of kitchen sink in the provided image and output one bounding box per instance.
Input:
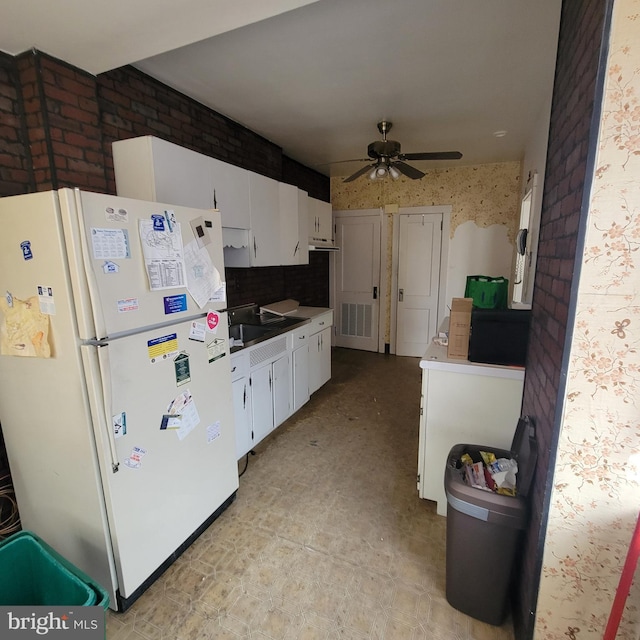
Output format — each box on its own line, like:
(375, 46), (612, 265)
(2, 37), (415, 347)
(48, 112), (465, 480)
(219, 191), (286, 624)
(229, 323), (274, 343)
(227, 303), (310, 351)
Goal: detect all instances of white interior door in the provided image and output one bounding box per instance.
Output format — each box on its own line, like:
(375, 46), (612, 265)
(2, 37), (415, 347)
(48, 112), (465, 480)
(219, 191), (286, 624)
(395, 213), (442, 357)
(334, 211), (381, 351)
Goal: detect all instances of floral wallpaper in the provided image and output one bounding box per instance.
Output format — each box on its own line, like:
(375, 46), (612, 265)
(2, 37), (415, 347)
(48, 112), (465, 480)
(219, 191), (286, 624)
(331, 161), (521, 242)
(535, 1), (640, 637)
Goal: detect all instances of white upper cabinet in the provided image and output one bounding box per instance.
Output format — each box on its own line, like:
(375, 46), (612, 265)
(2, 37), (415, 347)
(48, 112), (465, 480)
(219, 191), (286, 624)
(113, 136), (214, 210)
(210, 158), (251, 229)
(297, 189), (310, 264)
(113, 136), (315, 267)
(279, 183), (309, 266)
(248, 172), (281, 267)
(308, 197), (333, 246)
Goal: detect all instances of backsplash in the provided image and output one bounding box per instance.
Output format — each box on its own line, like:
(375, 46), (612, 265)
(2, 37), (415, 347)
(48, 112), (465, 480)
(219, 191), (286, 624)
(225, 251), (330, 310)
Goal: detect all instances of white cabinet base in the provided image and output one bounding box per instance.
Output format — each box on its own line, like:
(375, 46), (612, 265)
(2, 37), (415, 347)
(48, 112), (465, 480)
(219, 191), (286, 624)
(418, 363), (524, 516)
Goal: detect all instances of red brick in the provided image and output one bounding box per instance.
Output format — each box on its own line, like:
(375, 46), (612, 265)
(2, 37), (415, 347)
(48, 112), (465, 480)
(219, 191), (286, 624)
(62, 130), (101, 150)
(51, 141), (85, 160)
(43, 84), (79, 106)
(59, 104), (98, 125)
(58, 75), (96, 99)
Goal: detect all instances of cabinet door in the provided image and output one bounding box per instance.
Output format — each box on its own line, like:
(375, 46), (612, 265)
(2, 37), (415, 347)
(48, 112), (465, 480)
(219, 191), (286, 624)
(232, 377), (252, 459)
(249, 173), (281, 266)
(309, 332), (322, 395)
(317, 327), (332, 389)
(113, 136), (213, 210)
(296, 189), (309, 265)
(292, 344), (310, 412)
(279, 182), (300, 266)
(317, 200), (333, 244)
(309, 326), (332, 395)
(273, 354), (291, 427)
(308, 197), (333, 245)
(211, 158), (251, 229)
(250, 362), (274, 444)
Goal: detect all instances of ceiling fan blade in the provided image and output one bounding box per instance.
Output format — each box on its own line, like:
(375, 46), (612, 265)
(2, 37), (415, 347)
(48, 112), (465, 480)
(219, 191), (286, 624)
(393, 161), (425, 180)
(399, 151), (463, 161)
(316, 158), (371, 167)
(343, 164), (375, 183)
(330, 158), (372, 164)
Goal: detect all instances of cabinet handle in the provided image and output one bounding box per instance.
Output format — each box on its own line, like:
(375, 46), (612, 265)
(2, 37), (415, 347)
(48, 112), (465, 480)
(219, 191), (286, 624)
(294, 241), (299, 256)
(318, 321), (324, 326)
(231, 366), (237, 373)
(253, 236), (257, 258)
(243, 384), (247, 408)
(373, 286), (378, 300)
(399, 288), (404, 302)
(269, 371), (272, 390)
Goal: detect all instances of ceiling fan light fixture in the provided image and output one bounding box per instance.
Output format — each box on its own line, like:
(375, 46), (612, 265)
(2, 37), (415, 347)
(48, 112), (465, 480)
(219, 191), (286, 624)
(342, 121), (462, 183)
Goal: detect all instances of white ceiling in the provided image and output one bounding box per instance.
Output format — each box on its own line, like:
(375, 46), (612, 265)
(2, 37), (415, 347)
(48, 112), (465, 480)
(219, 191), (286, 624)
(1, 0), (562, 178)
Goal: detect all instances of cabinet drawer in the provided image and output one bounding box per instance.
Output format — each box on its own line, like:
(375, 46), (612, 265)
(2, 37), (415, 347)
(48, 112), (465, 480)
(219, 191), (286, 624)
(309, 310), (333, 335)
(230, 351), (249, 381)
(288, 324), (310, 350)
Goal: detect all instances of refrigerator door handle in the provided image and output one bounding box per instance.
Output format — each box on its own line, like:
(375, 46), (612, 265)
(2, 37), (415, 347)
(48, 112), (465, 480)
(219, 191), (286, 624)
(95, 346), (120, 473)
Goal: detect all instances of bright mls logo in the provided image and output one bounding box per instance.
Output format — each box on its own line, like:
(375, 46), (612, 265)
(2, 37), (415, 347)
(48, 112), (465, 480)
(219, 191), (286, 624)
(2, 607), (104, 638)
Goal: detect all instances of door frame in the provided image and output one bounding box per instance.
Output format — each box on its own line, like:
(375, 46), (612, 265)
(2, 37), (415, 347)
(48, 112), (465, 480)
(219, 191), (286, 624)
(331, 208), (384, 352)
(389, 205), (451, 355)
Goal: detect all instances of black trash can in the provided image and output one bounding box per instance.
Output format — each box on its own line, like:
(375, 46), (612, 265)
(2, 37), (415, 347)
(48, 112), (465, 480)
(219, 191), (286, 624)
(444, 416), (536, 626)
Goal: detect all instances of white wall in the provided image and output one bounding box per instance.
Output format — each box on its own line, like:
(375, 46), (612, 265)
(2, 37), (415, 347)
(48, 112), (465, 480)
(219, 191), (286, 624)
(447, 220), (514, 300)
(516, 92), (554, 305)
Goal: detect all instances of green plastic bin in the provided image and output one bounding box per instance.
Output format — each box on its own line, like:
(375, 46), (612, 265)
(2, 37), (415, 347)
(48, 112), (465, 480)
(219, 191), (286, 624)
(0, 531), (109, 610)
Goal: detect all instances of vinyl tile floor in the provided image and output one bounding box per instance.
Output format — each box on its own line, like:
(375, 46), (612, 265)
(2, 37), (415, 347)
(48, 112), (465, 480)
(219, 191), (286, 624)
(106, 348), (516, 640)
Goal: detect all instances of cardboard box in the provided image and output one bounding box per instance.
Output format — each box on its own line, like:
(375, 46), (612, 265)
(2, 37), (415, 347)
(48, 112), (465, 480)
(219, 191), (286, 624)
(447, 298), (473, 359)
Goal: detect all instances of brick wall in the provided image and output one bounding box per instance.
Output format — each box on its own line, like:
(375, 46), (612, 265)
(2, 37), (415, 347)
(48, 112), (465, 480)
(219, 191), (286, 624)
(97, 65), (284, 192)
(16, 51), (108, 192)
(0, 50), (330, 311)
(282, 155), (328, 202)
(95, 64), (330, 309)
(0, 53), (33, 195)
(514, 1), (609, 637)
(226, 251), (330, 309)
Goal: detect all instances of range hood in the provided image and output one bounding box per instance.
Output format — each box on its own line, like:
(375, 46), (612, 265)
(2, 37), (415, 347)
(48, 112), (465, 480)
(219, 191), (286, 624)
(308, 244), (339, 252)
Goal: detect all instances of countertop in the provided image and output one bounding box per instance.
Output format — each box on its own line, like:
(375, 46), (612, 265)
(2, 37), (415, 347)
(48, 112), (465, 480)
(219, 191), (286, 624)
(419, 317), (524, 380)
(260, 299), (332, 320)
(420, 342), (524, 380)
(283, 306), (332, 320)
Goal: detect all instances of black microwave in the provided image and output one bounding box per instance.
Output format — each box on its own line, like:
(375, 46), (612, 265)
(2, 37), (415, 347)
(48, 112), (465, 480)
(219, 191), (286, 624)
(468, 309), (531, 366)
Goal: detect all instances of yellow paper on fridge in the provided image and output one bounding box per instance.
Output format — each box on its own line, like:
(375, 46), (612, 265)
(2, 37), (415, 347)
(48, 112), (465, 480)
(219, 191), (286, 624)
(0, 296), (51, 358)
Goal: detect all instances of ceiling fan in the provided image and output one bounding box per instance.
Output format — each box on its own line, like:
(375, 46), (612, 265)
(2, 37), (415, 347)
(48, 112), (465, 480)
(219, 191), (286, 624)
(341, 121), (462, 183)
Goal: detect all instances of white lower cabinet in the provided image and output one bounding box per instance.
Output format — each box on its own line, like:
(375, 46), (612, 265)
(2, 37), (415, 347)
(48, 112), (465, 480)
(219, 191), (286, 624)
(230, 311), (333, 460)
(417, 362), (525, 516)
(309, 327), (331, 394)
(290, 326), (310, 413)
(251, 353), (291, 443)
(250, 361), (276, 444)
(231, 337), (292, 459)
(308, 311), (333, 395)
(272, 354), (291, 427)
(231, 352), (252, 460)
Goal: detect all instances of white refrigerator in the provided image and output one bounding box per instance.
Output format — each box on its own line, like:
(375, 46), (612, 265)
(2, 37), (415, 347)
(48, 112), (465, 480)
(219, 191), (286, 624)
(0, 188), (239, 611)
